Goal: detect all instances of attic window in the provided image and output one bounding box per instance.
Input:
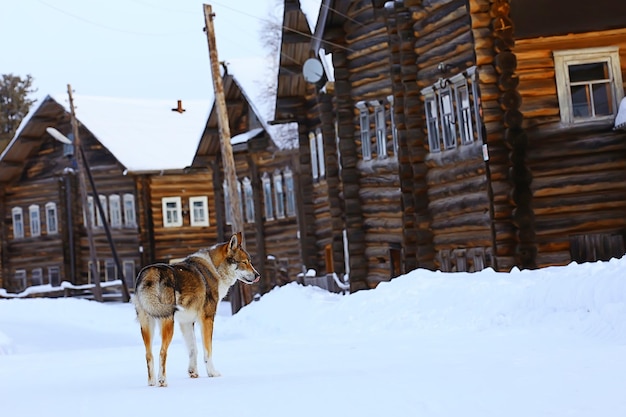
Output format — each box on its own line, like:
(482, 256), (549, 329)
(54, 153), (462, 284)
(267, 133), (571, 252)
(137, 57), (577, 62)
(554, 46), (624, 124)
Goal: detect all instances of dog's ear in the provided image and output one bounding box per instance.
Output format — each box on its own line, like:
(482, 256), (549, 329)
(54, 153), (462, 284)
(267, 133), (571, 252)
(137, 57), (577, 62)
(229, 233), (238, 251)
(236, 231), (243, 247)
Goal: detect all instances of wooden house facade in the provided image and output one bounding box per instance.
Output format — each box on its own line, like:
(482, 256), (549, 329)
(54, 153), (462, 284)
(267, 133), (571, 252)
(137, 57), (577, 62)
(1, 75), (301, 302)
(0, 96), (141, 293)
(276, 0), (626, 291)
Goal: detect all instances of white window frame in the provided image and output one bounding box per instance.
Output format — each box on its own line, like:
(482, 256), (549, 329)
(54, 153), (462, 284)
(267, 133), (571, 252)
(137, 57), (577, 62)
(273, 171), (285, 220)
(439, 86), (457, 150)
(29, 204), (41, 237)
(451, 72), (474, 145)
(104, 259), (117, 282)
(45, 202), (58, 234)
(373, 101), (387, 159)
(284, 167), (296, 218)
(12, 207), (24, 239)
(48, 266), (60, 286)
(423, 88), (441, 152)
(316, 128), (326, 178)
(554, 46), (624, 124)
(387, 95), (399, 156)
(162, 197), (183, 227)
(243, 177), (255, 223)
(109, 194), (122, 228)
(123, 260), (135, 285)
(262, 172), (274, 221)
(123, 193), (136, 227)
(309, 131), (319, 180)
(86, 195), (96, 228)
(14, 269), (26, 291)
(96, 194), (108, 228)
(189, 196), (209, 227)
(356, 101), (372, 160)
(32, 268), (43, 286)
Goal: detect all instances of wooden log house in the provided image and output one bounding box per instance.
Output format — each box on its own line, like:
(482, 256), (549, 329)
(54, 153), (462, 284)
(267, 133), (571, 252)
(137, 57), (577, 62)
(277, 0), (626, 291)
(1, 75), (302, 298)
(0, 96), (142, 294)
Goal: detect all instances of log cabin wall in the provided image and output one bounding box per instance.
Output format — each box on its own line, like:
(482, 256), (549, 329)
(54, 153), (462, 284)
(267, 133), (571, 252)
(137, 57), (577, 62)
(383, 0), (434, 271)
(408, 0), (498, 272)
(79, 130), (143, 288)
(143, 170), (216, 264)
(512, 30), (626, 266)
(325, 1), (405, 289)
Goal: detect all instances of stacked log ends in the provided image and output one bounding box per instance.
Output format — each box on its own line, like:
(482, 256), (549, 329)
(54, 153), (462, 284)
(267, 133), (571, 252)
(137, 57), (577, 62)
(492, 0), (537, 269)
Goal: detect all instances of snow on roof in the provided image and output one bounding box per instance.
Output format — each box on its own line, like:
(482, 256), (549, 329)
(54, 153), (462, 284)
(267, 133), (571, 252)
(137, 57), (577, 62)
(52, 95), (212, 172)
(232, 127), (264, 145)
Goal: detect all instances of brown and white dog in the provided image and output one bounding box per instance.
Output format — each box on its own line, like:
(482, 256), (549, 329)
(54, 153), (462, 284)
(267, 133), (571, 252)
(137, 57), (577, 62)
(133, 232), (259, 387)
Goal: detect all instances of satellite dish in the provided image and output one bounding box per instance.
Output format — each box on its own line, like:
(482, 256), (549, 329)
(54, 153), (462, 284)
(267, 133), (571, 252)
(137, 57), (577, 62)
(46, 127), (73, 145)
(302, 58), (325, 84)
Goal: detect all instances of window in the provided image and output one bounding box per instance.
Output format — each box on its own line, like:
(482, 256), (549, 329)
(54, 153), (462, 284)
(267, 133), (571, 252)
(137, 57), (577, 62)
(29, 204), (41, 237)
(356, 101), (372, 160)
(309, 131), (319, 180)
(45, 202), (58, 234)
(242, 177), (255, 223)
(554, 47), (624, 124)
(123, 260), (135, 286)
(96, 195), (108, 227)
(422, 66), (481, 153)
(316, 129), (325, 178)
(387, 95), (399, 155)
(273, 171), (285, 219)
(32, 268), (43, 286)
(12, 207), (24, 239)
(123, 194), (136, 227)
(13, 270), (26, 292)
(86, 195), (96, 228)
(262, 172), (274, 221)
(104, 259), (117, 282)
(374, 103), (387, 158)
(48, 266), (61, 287)
(223, 181), (243, 225)
(162, 197), (182, 227)
(189, 196), (209, 227)
(284, 167), (296, 217)
(109, 195), (122, 228)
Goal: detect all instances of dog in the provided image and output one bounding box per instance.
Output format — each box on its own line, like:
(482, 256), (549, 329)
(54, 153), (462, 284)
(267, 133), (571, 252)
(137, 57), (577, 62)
(133, 232), (260, 387)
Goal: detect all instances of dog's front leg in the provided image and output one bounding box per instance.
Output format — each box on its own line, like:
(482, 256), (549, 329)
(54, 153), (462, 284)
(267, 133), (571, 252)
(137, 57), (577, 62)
(179, 321), (199, 378)
(200, 315), (221, 377)
(158, 317), (175, 387)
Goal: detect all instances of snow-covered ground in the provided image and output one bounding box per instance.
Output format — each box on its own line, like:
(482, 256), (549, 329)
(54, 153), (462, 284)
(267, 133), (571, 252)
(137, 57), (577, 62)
(1, 258), (626, 417)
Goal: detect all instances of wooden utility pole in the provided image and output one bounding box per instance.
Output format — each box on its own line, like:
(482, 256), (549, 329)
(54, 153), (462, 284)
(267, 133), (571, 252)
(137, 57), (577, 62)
(203, 4), (252, 312)
(67, 84), (103, 302)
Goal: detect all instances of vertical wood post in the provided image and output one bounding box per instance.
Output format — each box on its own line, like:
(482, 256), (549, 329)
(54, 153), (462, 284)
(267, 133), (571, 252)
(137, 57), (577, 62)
(67, 84), (102, 302)
(203, 4), (252, 313)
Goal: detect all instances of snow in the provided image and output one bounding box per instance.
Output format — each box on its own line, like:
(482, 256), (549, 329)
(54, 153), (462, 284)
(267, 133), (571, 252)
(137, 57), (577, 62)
(614, 97), (626, 130)
(2, 258), (626, 416)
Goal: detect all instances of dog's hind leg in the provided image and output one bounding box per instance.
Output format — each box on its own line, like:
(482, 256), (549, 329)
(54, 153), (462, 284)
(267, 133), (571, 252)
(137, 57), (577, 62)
(137, 310), (156, 386)
(179, 321), (199, 378)
(157, 317), (175, 387)
(200, 315), (221, 377)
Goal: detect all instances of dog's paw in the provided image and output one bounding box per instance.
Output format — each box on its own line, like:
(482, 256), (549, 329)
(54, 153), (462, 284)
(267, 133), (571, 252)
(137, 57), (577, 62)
(207, 369), (221, 378)
(148, 379), (156, 387)
(158, 379), (168, 387)
(188, 369), (199, 378)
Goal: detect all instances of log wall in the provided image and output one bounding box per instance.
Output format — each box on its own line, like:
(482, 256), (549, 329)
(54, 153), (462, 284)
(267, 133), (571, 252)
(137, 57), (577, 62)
(514, 29), (626, 266)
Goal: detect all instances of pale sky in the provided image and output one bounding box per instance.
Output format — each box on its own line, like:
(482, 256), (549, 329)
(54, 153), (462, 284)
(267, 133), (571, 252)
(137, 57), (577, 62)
(2, 0), (284, 117)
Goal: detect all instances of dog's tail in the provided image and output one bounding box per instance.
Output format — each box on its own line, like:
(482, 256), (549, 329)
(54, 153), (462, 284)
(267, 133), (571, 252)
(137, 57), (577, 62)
(133, 264), (178, 318)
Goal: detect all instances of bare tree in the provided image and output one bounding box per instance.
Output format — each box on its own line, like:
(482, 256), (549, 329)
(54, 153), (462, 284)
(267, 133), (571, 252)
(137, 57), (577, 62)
(1, 74), (37, 151)
(258, 1), (299, 149)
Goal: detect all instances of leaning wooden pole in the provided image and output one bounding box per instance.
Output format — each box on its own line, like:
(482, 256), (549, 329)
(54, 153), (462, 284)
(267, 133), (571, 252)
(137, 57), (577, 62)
(203, 4), (252, 313)
(67, 84), (103, 302)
